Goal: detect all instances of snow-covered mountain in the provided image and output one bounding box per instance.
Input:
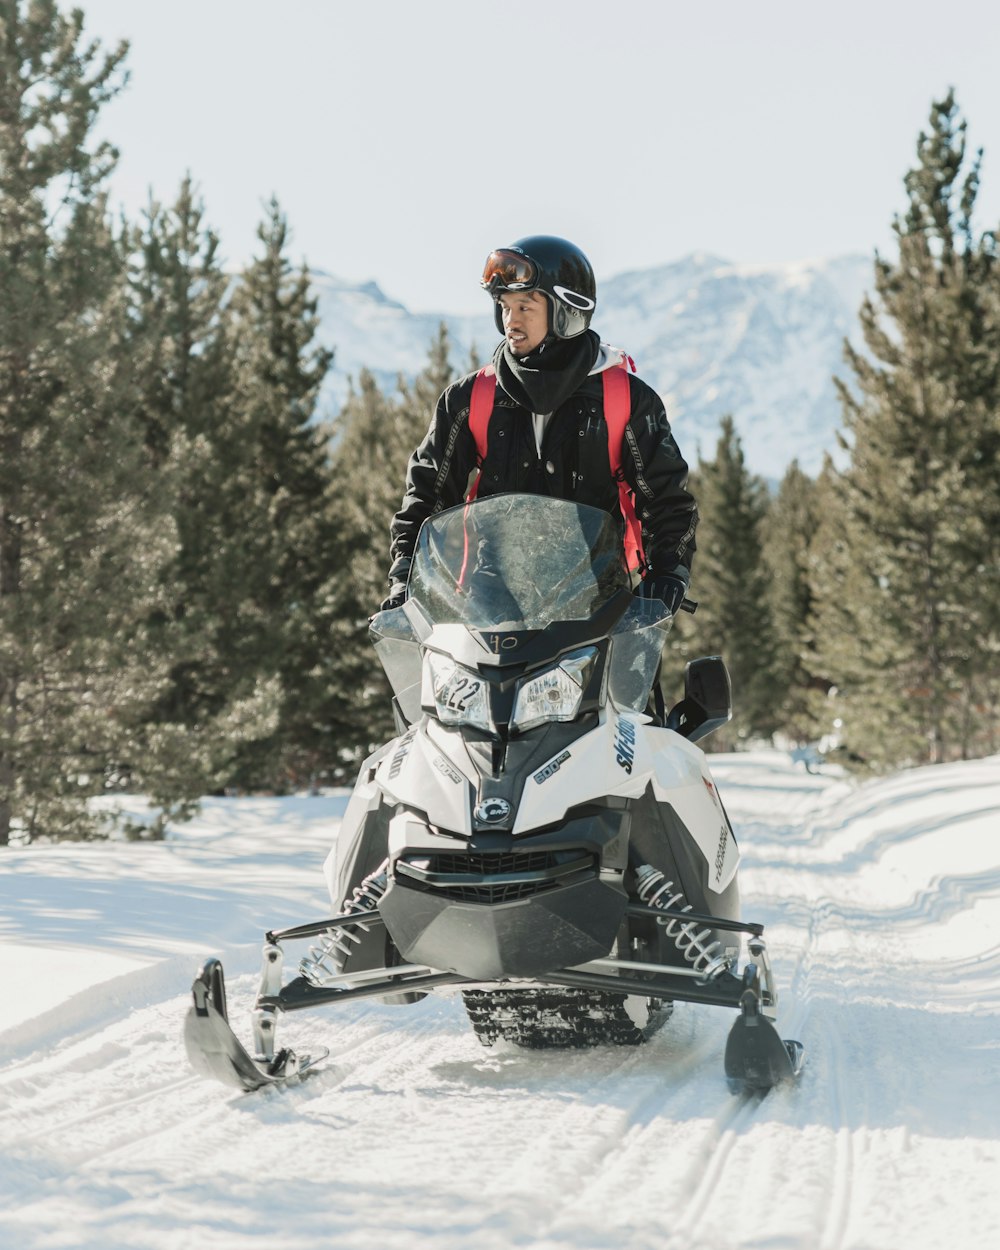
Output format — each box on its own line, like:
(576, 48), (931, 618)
(312, 253), (873, 478)
(310, 273), (495, 409)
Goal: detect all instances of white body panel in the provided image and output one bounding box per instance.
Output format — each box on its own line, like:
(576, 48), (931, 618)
(515, 708), (739, 893)
(514, 709), (649, 832)
(331, 702), (740, 903)
(322, 743), (387, 906)
(374, 720), (475, 837)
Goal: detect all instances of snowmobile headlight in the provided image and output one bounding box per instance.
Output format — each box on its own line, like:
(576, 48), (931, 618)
(423, 653), (493, 731)
(510, 647), (597, 733)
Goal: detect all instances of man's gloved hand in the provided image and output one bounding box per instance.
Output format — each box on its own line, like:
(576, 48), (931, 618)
(378, 581), (408, 613)
(635, 567), (690, 615)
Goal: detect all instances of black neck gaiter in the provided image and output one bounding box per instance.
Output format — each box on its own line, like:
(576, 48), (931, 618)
(493, 329), (600, 414)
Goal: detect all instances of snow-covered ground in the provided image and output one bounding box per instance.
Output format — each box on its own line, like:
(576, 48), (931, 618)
(2, 751), (998, 1250)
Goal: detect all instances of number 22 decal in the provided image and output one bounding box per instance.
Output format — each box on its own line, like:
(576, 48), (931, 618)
(446, 677), (481, 711)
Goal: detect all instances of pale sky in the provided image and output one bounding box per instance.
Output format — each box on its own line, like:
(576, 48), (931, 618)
(79, 0), (1000, 315)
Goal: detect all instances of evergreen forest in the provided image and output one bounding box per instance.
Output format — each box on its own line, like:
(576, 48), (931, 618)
(1, 2), (998, 843)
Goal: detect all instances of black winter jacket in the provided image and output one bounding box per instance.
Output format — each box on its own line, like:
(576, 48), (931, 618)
(387, 348), (698, 585)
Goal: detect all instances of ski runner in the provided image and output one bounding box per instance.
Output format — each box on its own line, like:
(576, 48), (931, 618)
(381, 235), (698, 617)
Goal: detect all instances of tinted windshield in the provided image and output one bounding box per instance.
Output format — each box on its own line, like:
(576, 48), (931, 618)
(408, 495), (628, 629)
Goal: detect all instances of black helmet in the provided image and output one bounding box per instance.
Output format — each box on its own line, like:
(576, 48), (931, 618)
(481, 235), (597, 339)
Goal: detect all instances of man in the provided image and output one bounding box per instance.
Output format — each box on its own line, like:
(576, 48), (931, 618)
(381, 235), (697, 611)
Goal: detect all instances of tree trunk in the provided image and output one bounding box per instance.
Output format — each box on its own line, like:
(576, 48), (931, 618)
(0, 451), (23, 846)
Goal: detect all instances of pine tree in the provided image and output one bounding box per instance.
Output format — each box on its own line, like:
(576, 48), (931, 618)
(762, 460), (826, 743)
(398, 322), (455, 423)
(223, 197), (336, 787)
(324, 327), (459, 776)
(123, 177), (280, 804)
(0, 2), (179, 841)
(325, 370), (402, 765)
(817, 92), (1000, 767)
(804, 457), (890, 763)
(125, 191), (341, 793)
(683, 417), (780, 748)
(128, 177), (232, 466)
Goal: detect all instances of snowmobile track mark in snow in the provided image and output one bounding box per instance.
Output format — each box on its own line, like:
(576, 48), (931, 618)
(797, 897), (857, 1250)
(8, 1073), (202, 1151)
(673, 1086), (768, 1237)
(753, 882), (857, 1250)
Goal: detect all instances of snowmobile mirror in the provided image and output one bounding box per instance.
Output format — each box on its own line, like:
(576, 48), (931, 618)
(665, 656), (732, 743)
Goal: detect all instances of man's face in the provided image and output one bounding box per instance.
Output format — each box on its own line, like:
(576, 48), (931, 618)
(498, 290), (549, 355)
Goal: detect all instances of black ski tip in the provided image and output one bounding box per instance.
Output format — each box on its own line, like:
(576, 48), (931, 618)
(723, 989), (805, 1093)
(184, 958), (326, 1092)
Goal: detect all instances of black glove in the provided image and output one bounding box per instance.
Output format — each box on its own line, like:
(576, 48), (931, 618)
(635, 568), (689, 615)
(378, 581), (408, 613)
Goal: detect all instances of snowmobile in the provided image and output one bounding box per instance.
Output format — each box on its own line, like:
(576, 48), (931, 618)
(184, 495), (804, 1093)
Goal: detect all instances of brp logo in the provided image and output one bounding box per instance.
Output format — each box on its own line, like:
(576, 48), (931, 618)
(552, 285), (596, 311)
(474, 797), (511, 824)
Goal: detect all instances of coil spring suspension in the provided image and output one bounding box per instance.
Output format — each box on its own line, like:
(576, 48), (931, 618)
(299, 860), (388, 987)
(634, 863), (731, 980)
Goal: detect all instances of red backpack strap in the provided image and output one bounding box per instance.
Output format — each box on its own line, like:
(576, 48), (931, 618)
(603, 361), (645, 573)
(465, 365), (496, 501)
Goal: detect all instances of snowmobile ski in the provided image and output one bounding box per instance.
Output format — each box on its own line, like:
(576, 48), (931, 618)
(183, 959), (327, 1093)
(724, 986), (804, 1092)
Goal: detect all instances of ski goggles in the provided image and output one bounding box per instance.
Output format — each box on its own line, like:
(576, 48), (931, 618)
(481, 249), (538, 293)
